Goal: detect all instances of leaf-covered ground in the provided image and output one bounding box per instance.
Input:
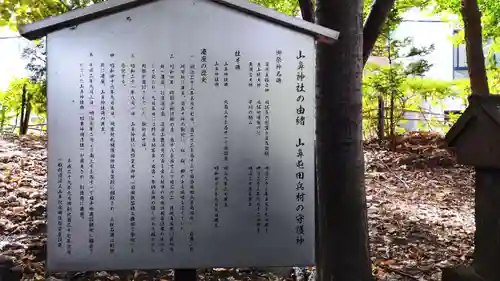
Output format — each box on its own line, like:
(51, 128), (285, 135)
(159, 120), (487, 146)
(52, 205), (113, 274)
(365, 133), (474, 281)
(0, 133), (474, 281)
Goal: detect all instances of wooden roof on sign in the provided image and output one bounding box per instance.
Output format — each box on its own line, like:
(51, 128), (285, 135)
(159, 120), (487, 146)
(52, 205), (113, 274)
(18, 0), (339, 41)
(445, 95), (500, 146)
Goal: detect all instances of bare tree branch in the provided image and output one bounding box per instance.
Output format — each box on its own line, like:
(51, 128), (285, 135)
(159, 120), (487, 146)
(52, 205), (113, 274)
(362, 0), (396, 66)
(35, 54), (47, 64)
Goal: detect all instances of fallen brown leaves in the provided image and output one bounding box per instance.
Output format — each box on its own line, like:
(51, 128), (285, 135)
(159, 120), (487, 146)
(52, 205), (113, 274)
(0, 134), (48, 278)
(366, 132), (474, 280)
(0, 132), (474, 281)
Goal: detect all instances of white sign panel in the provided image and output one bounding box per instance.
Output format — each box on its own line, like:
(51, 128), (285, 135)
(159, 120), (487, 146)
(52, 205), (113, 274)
(47, 0), (316, 271)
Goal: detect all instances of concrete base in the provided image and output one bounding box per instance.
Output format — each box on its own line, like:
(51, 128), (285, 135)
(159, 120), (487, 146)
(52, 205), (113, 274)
(441, 266), (489, 281)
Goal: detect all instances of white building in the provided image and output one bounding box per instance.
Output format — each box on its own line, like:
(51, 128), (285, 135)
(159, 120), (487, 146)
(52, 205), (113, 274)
(0, 27), (31, 91)
(369, 8), (495, 133)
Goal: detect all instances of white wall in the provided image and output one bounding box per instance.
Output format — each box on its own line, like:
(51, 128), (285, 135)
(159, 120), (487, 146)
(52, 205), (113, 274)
(0, 27), (30, 91)
(388, 8), (463, 132)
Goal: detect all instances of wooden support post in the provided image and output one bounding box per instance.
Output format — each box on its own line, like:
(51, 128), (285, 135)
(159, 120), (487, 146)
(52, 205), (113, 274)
(442, 169), (500, 281)
(442, 95), (500, 281)
(174, 269), (197, 281)
(471, 168), (500, 280)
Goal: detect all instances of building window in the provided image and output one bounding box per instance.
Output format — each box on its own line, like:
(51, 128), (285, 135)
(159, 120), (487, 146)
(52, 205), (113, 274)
(452, 29), (500, 70)
(452, 29), (467, 70)
(492, 53), (500, 67)
(453, 44), (468, 70)
(454, 44), (500, 69)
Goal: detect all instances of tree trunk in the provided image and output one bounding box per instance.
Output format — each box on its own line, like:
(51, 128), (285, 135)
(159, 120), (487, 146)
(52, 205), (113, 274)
(20, 95), (32, 135)
(299, 0), (315, 23)
(19, 84), (27, 135)
(377, 95), (384, 142)
(461, 0), (489, 96)
(316, 0), (372, 280)
(389, 88), (396, 150)
(0, 107), (5, 132)
(13, 114), (19, 133)
(362, 0), (397, 65)
(386, 35), (398, 151)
